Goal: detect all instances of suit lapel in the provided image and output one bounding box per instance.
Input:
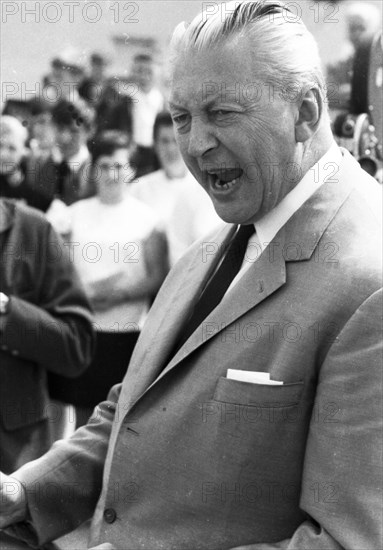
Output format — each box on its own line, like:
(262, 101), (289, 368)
(132, 234), (287, 402)
(123, 150), (356, 408)
(121, 224), (236, 406)
(159, 243), (287, 377)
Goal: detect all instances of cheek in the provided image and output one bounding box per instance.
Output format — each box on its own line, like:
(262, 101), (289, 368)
(176, 138), (188, 159)
(177, 144), (194, 171)
(186, 161), (202, 184)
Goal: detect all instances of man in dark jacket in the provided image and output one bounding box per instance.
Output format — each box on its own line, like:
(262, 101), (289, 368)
(0, 198), (95, 473)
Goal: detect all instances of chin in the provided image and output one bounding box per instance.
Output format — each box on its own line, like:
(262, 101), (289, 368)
(214, 210), (247, 225)
(212, 205), (258, 226)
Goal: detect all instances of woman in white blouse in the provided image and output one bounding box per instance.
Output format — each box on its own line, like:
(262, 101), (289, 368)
(51, 131), (169, 425)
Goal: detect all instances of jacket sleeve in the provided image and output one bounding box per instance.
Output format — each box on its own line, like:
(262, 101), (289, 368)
(0, 221), (95, 376)
(6, 383), (122, 547)
(230, 288), (383, 550)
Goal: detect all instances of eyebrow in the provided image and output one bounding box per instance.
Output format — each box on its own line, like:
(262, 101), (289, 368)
(168, 101), (183, 111)
(168, 95), (238, 112)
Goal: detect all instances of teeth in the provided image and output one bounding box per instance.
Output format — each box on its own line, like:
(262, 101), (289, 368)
(213, 176), (238, 190)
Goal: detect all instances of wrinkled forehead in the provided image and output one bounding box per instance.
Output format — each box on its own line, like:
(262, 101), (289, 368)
(169, 38), (263, 107)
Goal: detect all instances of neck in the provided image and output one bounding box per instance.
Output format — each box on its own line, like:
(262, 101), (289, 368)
(99, 190), (125, 205)
(300, 126), (335, 178)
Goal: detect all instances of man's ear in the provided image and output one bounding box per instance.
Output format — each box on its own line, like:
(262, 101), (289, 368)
(294, 88), (322, 143)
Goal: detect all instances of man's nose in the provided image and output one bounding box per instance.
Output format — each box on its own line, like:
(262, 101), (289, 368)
(187, 117), (217, 158)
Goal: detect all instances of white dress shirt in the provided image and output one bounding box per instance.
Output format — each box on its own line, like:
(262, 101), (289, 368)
(227, 142), (343, 292)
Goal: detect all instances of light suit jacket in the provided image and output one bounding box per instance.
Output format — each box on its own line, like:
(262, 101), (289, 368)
(14, 150), (382, 550)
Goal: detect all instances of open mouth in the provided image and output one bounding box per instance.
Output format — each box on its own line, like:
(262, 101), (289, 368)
(204, 167), (244, 191)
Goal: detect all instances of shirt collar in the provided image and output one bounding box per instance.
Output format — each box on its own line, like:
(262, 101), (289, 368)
(254, 142), (342, 251)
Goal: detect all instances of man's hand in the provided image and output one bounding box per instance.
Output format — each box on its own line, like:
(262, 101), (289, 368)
(0, 472), (27, 528)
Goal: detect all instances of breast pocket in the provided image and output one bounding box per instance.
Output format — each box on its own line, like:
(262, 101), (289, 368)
(213, 377), (304, 408)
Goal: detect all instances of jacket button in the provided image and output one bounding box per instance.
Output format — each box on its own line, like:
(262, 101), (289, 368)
(103, 508), (117, 524)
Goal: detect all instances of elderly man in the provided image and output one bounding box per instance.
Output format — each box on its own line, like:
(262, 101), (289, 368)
(1, 2), (382, 549)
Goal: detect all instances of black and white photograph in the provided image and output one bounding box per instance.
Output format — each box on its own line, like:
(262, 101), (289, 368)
(0, 1), (382, 548)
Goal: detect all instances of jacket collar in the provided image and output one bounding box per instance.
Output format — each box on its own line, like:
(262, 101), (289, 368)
(119, 223), (236, 406)
(122, 149), (356, 409)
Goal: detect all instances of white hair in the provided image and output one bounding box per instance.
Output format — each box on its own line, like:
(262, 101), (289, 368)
(170, 0), (327, 102)
(0, 115), (28, 144)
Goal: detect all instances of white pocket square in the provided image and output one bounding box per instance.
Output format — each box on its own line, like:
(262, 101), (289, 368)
(227, 369), (284, 385)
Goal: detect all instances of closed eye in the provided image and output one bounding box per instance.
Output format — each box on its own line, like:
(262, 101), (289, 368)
(212, 109), (235, 118)
(171, 113), (187, 123)
(210, 109), (238, 124)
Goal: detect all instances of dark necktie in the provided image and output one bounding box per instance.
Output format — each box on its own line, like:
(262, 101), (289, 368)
(173, 224), (255, 354)
(56, 160), (71, 198)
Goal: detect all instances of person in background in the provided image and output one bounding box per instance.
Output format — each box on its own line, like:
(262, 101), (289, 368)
(0, 115), (51, 211)
(48, 98), (94, 204)
(129, 53), (164, 177)
(49, 130), (169, 426)
(94, 76), (133, 137)
(346, 2), (380, 51)
(27, 100), (57, 162)
(26, 99), (96, 232)
(42, 48), (85, 105)
(326, 1), (380, 111)
(79, 52), (110, 107)
(0, 197), (94, 473)
(130, 111), (221, 266)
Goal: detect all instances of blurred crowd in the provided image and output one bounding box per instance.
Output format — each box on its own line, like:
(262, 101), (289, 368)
(0, 46), (221, 470)
(1, 47), (220, 246)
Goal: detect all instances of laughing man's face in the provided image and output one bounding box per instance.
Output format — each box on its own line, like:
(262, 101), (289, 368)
(169, 37), (300, 224)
